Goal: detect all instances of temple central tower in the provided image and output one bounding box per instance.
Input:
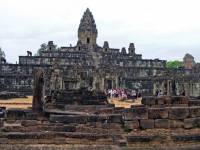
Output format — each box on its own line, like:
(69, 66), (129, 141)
(78, 8), (98, 47)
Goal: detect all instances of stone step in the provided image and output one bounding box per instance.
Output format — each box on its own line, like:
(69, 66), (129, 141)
(142, 96), (189, 107)
(0, 131), (113, 140)
(2, 124), (76, 132)
(0, 145), (118, 150)
(171, 134), (200, 142)
(6, 109), (38, 120)
(45, 108), (89, 116)
(189, 100), (200, 106)
(49, 114), (122, 124)
(127, 135), (166, 143)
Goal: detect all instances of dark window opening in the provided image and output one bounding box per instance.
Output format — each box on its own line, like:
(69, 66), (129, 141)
(87, 37), (90, 44)
(105, 48), (107, 52)
(78, 47), (81, 51)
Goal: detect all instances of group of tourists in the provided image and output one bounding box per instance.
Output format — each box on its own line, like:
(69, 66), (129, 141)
(105, 88), (141, 100)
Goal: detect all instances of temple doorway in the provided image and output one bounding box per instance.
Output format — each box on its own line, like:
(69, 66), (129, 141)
(172, 81), (176, 95)
(105, 79), (112, 89)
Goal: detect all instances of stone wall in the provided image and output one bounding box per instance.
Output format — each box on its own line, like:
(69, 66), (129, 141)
(123, 105), (200, 130)
(121, 96), (200, 130)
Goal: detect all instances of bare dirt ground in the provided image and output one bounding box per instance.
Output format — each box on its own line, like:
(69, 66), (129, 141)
(0, 96), (32, 109)
(0, 96), (141, 109)
(108, 97), (142, 108)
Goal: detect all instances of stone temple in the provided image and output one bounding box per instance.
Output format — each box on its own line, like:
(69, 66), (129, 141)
(0, 8), (200, 97)
(1, 8), (200, 150)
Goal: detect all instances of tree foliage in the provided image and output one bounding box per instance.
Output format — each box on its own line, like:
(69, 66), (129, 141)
(36, 43), (47, 56)
(0, 47), (5, 58)
(166, 60), (183, 69)
(35, 43), (60, 56)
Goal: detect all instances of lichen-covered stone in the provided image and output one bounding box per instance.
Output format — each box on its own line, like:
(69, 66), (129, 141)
(155, 119), (170, 128)
(170, 120), (184, 128)
(49, 115), (88, 124)
(169, 107), (189, 119)
(132, 106), (148, 119)
(127, 135), (156, 142)
(141, 96), (156, 106)
(124, 119), (139, 130)
(148, 108), (168, 119)
(156, 96), (171, 106)
(184, 118), (198, 129)
(108, 114), (122, 123)
(21, 120), (39, 127)
(0, 118), (4, 127)
(171, 134), (200, 142)
(140, 119), (154, 129)
(6, 109), (31, 119)
(189, 106), (200, 117)
(122, 109), (134, 121)
(189, 100), (200, 106)
(171, 96), (188, 106)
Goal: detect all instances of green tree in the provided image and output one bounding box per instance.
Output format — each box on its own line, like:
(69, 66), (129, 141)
(166, 60), (183, 69)
(36, 43), (47, 56)
(0, 47), (5, 58)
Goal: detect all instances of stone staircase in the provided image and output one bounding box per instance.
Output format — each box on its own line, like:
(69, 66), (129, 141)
(0, 107), (126, 147)
(1, 99), (200, 149)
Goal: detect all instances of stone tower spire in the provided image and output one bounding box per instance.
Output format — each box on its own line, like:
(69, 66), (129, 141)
(78, 8), (98, 48)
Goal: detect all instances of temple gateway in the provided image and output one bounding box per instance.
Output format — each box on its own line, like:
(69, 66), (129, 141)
(0, 8), (200, 97)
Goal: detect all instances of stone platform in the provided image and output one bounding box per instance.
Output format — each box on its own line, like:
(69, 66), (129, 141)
(1, 96), (200, 149)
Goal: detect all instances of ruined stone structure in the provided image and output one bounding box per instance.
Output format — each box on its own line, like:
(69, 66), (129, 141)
(1, 95), (200, 149)
(0, 8), (200, 97)
(183, 53), (195, 69)
(153, 52), (200, 97)
(32, 68), (45, 113)
(0, 8), (166, 96)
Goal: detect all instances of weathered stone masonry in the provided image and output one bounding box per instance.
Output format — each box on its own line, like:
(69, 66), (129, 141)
(0, 8), (166, 96)
(0, 8), (200, 97)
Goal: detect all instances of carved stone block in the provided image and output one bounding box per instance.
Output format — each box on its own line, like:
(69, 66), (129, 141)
(141, 96), (156, 106)
(184, 118), (198, 129)
(155, 119), (170, 128)
(50, 115), (88, 124)
(171, 96), (188, 106)
(170, 120), (184, 128)
(140, 119), (154, 129)
(0, 118), (4, 128)
(148, 108), (168, 119)
(132, 106), (148, 119)
(169, 107), (189, 119)
(189, 106), (200, 117)
(124, 119), (139, 130)
(123, 109), (134, 121)
(108, 114), (122, 123)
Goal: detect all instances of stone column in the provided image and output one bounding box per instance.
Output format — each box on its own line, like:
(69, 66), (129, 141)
(116, 76), (119, 89)
(100, 77), (105, 91)
(32, 68), (44, 114)
(92, 76), (97, 90)
(122, 79), (126, 89)
(167, 80), (170, 95)
(153, 81), (158, 95)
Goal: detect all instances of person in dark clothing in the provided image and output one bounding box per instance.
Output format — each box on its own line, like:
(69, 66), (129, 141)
(156, 89), (159, 96)
(181, 90), (185, 96)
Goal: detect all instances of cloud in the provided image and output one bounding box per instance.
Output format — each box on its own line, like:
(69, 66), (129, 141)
(0, 0), (200, 62)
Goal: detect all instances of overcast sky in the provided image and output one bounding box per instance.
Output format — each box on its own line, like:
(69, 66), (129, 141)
(0, 0), (200, 63)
